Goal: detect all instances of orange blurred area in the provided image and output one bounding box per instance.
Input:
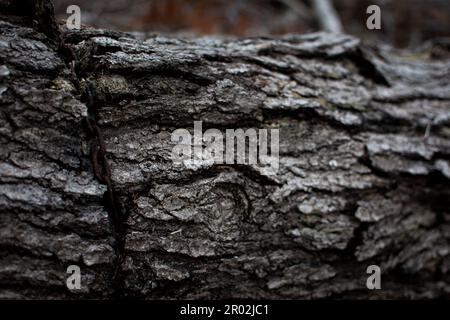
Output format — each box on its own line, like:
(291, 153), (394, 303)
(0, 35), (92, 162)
(54, 0), (450, 47)
(129, 0), (310, 36)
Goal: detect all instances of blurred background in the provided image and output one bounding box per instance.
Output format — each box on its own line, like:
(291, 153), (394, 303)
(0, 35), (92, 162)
(54, 0), (450, 48)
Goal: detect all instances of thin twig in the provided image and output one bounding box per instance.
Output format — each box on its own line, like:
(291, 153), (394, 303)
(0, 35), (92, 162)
(311, 0), (343, 33)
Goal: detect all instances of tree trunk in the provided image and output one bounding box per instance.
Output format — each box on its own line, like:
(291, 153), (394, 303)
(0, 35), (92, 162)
(1, 0), (449, 299)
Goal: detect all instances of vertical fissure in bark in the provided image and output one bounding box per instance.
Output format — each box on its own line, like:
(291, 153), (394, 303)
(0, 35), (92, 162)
(28, 0), (127, 297)
(81, 84), (126, 298)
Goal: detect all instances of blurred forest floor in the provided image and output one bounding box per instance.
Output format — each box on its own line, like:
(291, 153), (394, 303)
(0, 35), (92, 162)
(53, 0), (450, 48)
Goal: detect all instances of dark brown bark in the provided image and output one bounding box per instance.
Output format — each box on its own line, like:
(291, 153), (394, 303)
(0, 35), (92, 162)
(0, 0), (449, 299)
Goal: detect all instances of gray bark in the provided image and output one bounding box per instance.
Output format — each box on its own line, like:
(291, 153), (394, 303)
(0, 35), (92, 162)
(0, 0), (449, 299)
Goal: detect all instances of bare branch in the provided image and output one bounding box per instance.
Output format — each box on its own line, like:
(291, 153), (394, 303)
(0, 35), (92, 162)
(311, 0), (343, 33)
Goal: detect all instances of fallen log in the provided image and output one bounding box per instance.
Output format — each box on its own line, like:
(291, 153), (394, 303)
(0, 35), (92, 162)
(0, 0), (449, 299)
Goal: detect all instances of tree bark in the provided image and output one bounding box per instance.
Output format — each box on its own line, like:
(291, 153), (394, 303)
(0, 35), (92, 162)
(1, 0), (449, 299)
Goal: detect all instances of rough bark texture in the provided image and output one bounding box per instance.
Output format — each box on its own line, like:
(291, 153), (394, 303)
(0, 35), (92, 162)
(1, 1), (450, 299)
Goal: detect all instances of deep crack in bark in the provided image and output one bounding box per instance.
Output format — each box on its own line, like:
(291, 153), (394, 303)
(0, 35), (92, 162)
(59, 26), (127, 299)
